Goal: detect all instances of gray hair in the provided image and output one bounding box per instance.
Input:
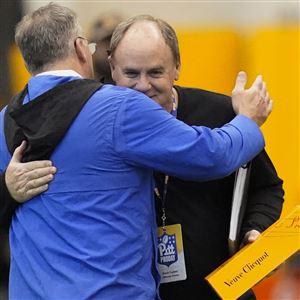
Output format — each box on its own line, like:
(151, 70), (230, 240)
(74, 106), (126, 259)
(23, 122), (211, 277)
(15, 2), (82, 74)
(110, 15), (180, 68)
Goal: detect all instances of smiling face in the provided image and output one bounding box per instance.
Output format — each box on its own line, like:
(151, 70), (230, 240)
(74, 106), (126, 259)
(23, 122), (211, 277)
(109, 21), (180, 112)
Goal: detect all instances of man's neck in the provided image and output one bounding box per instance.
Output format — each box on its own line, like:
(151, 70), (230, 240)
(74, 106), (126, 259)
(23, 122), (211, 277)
(33, 55), (89, 78)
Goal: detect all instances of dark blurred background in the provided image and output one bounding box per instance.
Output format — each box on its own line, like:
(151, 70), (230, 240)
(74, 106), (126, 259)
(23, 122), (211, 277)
(0, 0), (22, 107)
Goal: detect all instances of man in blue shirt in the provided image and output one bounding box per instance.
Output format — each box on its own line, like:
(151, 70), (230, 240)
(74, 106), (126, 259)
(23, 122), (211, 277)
(0, 4), (272, 300)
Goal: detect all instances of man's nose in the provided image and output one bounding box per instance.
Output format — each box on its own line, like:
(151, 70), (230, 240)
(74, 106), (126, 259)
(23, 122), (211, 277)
(135, 75), (151, 92)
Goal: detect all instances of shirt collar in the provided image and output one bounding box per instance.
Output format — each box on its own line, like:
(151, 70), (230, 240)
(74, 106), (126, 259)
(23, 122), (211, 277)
(35, 70), (82, 78)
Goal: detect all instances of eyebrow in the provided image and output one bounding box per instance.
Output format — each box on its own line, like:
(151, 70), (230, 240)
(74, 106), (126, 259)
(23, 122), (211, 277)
(123, 66), (164, 71)
(148, 67), (164, 72)
(123, 68), (140, 73)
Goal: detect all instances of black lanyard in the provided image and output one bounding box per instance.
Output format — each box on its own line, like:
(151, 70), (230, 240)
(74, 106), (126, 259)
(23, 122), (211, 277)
(154, 175), (169, 230)
(154, 95), (177, 230)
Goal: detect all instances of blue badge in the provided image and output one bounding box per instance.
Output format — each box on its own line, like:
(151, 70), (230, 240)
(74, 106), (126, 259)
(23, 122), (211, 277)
(158, 232), (178, 267)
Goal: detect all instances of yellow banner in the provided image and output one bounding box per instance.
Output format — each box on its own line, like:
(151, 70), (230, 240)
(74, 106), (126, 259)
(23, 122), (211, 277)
(205, 206), (300, 300)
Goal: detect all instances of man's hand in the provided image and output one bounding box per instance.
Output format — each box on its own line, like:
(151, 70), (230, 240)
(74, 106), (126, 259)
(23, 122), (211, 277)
(5, 141), (56, 203)
(240, 229), (261, 248)
(232, 71), (273, 127)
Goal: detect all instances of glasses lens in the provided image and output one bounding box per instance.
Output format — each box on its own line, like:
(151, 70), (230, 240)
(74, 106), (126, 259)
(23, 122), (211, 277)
(88, 43), (97, 55)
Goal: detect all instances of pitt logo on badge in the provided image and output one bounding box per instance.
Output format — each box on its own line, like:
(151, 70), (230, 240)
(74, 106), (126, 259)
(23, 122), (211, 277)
(158, 233), (178, 266)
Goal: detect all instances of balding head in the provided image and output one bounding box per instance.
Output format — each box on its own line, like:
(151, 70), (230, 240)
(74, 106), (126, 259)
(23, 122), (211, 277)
(113, 20), (173, 70)
(110, 15), (180, 68)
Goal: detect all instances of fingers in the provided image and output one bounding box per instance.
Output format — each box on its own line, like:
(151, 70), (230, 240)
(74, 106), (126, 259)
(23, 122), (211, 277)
(249, 75), (264, 104)
(16, 167), (56, 201)
(20, 173), (55, 202)
(6, 167), (56, 203)
(248, 230), (260, 243)
(267, 99), (273, 116)
(22, 160), (55, 172)
(245, 229), (261, 243)
(24, 184), (50, 200)
(251, 74), (263, 90)
(233, 71), (247, 93)
(5, 158), (56, 203)
(261, 82), (267, 99)
(259, 94), (273, 118)
(239, 229), (261, 249)
(11, 140), (27, 163)
(27, 174), (54, 191)
(24, 166), (56, 182)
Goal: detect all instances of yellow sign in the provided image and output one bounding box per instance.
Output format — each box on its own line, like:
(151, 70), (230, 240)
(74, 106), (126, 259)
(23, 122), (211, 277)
(205, 206), (300, 300)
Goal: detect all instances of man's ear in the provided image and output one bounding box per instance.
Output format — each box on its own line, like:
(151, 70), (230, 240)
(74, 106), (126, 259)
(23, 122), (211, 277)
(108, 55), (114, 69)
(174, 63), (181, 81)
(108, 56), (116, 80)
(74, 38), (88, 63)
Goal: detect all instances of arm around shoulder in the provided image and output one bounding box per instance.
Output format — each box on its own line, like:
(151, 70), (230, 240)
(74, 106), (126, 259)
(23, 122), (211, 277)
(113, 91), (266, 180)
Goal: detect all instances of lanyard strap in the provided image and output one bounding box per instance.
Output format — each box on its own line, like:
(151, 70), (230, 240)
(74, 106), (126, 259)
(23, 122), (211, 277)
(154, 95), (177, 230)
(154, 175), (169, 230)
(170, 96), (177, 117)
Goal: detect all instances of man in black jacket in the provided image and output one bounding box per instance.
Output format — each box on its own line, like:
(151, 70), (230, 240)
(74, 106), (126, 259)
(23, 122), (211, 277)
(107, 15), (283, 299)
(1, 15), (282, 300)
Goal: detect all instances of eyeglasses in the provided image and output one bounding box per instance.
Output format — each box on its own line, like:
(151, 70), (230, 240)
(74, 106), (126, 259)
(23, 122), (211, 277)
(75, 36), (97, 55)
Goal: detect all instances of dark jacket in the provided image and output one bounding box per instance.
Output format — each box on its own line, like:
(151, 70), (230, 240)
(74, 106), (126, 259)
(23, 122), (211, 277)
(155, 86), (284, 300)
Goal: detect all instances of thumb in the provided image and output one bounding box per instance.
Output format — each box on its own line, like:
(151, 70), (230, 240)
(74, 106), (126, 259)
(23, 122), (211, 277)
(233, 71), (247, 92)
(11, 140), (27, 162)
(247, 230), (260, 243)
